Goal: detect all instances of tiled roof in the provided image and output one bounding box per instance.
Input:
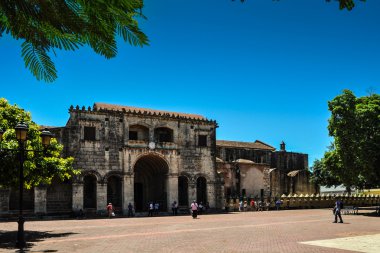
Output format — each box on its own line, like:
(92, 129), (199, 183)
(216, 140), (276, 151)
(94, 103), (205, 120)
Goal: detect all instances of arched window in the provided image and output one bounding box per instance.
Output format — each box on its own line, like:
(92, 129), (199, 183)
(154, 127), (173, 143)
(129, 125), (149, 141)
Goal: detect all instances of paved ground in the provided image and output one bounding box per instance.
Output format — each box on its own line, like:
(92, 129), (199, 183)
(0, 209), (379, 253)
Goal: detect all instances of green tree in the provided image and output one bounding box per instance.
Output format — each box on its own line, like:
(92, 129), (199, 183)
(0, 98), (78, 189)
(319, 90), (380, 190)
(310, 158), (340, 188)
(0, 0), (148, 82)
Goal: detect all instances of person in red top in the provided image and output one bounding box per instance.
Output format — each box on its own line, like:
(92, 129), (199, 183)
(250, 199), (255, 211)
(106, 203), (113, 218)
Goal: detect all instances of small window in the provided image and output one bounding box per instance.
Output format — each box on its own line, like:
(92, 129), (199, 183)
(84, 127), (96, 141)
(129, 131), (138, 140)
(198, 135), (207, 147)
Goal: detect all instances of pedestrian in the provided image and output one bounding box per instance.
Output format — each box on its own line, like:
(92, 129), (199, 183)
(191, 200), (198, 219)
(243, 200), (248, 211)
(257, 200), (263, 212)
(333, 198), (344, 223)
(172, 201), (178, 215)
(128, 202), (134, 217)
(250, 199), (255, 211)
(106, 202), (114, 218)
(239, 200), (243, 212)
(148, 202), (154, 217)
(154, 202), (160, 215)
(199, 202), (204, 215)
(275, 199), (282, 211)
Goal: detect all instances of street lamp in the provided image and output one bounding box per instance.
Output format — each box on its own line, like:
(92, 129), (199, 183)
(0, 123), (53, 249)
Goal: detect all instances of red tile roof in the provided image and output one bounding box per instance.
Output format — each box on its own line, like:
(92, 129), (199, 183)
(216, 140), (275, 151)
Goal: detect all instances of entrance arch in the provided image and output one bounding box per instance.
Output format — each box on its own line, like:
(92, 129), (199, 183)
(178, 176), (189, 206)
(134, 154), (169, 211)
(83, 175), (97, 209)
(107, 176), (122, 211)
(197, 176), (207, 204)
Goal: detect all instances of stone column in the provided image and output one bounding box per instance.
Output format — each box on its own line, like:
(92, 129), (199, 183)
(166, 174), (178, 211)
(0, 188), (10, 214)
(123, 174), (134, 215)
(97, 182), (107, 212)
(206, 182), (216, 209)
(72, 182), (84, 211)
(34, 186), (47, 214)
(263, 168), (271, 199)
(188, 182), (196, 206)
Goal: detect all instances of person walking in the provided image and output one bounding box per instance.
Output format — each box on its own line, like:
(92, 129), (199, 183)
(333, 198), (344, 223)
(148, 202), (154, 217)
(172, 201), (178, 216)
(154, 202), (160, 215)
(106, 203), (114, 218)
(191, 200), (198, 219)
(128, 202), (134, 217)
(198, 202), (204, 215)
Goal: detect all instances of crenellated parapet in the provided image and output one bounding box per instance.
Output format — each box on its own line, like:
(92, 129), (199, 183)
(69, 103), (218, 126)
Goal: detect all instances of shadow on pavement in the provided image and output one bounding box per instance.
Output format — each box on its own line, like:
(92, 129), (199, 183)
(0, 230), (77, 251)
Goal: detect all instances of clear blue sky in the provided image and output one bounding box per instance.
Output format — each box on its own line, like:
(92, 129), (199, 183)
(1, 0), (379, 165)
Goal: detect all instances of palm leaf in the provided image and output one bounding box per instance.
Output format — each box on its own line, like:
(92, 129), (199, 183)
(21, 42), (57, 82)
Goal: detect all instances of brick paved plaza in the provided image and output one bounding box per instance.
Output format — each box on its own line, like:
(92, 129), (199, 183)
(1, 209), (379, 253)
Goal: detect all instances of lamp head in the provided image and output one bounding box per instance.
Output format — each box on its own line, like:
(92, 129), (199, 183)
(15, 123), (28, 142)
(40, 128), (53, 147)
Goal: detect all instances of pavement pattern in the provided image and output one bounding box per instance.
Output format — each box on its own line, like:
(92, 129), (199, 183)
(0, 209), (379, 253)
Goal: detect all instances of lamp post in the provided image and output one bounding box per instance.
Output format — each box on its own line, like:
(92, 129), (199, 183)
(0, 123), (53, 249)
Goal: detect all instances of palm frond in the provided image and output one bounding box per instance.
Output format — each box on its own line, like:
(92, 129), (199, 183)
(21, 42), (57, 82)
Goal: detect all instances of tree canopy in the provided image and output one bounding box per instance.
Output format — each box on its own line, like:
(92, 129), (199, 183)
(311, 90), (380, 190)
(0, 98), (78, 189)
(0, 0), (148, 82)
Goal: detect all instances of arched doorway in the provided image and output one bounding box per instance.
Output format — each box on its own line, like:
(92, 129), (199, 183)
(83, 175), (97, 209)
(134, 154), (169, 212)
(197, 177), (207, 204)
(178, 176), (188, 206)
(107, 176), (122, 211)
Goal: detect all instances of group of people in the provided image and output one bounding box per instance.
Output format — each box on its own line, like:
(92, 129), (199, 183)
(104, 198), (344, 223)
(106, 202), (135, 218)
(148, 202), (161, 216)
(236, 199), (280, 212)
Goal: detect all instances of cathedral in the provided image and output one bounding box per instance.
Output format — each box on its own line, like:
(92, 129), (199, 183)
(0, 103), (313, 216)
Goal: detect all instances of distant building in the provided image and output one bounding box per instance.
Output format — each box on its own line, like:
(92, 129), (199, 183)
(0, 103), (313, 216)
(216, 140), (312, 200)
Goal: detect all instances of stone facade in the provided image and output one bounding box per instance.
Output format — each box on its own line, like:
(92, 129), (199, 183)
(57, 103), (218, 214)
(0, 103), (313, 216)
(216, 140), (313, 200)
